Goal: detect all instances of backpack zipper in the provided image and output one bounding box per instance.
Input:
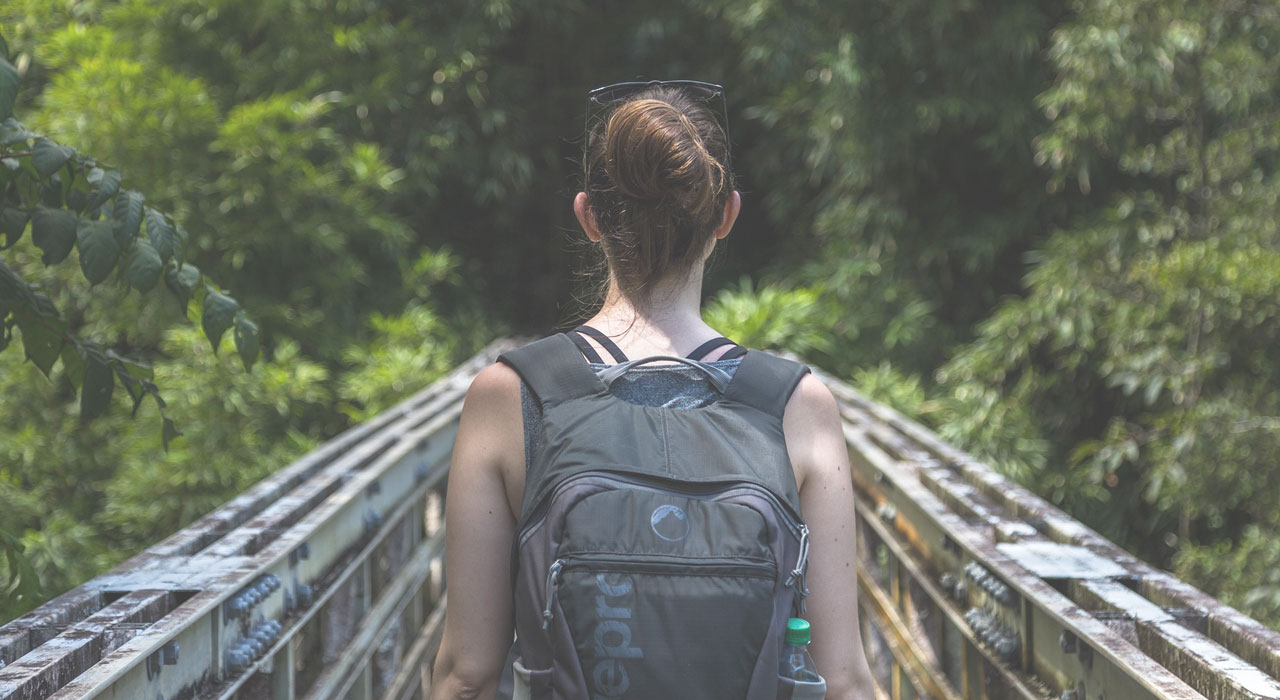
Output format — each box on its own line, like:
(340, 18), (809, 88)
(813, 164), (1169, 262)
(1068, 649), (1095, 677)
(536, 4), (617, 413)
(785, 524), (812, 612)
(540, 553), (775, 630)
(520, 470), (805, 550)
(541, 559), (566, 629)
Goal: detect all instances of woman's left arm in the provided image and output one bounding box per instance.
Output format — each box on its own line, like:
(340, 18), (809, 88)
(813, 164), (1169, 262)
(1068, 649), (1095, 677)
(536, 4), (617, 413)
(431, 363), (524, 700)
(785, 374), (876, 700)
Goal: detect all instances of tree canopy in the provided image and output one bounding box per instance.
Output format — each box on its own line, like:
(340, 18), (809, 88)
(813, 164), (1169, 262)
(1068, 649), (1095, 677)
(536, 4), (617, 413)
(2, 0), (1278, 630)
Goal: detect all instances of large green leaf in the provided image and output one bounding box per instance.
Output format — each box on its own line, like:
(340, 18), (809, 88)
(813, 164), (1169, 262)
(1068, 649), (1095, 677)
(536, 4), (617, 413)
(76, 218), (120, 285)
(201, 287), (239, 353)
(32, 139), (73, 179)
(0, 206), (26, 249)
(80, 350), (114, 420)
(164, 260), (201, 308)
(162, 416), (182, 451)
(84, 168), (121, 211)
(126, 238), (162, 292)
(111, 190), (144, 247)
(0, 262), (23, 305)
(37, 179), (62, 208)
(31, 206), (76, 264)
(0, 56), (17, 123)
(234, 313), (260, 370)
(14, 309), (64, 378)
(1, 266), (64, 375)
(0, 118), (32, 145)
(59, 343), (84, 388)
(110, 351), (155, 417)
(145, 207), (181, 263)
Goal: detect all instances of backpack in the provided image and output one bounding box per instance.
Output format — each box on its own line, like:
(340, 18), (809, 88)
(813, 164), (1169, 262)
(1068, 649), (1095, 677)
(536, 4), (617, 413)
(497, 332), (821, 700)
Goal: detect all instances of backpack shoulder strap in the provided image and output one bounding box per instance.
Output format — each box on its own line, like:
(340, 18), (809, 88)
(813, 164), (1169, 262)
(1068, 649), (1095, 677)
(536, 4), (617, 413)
(722, 349), (811, 419)
(497, 333), (605, 407)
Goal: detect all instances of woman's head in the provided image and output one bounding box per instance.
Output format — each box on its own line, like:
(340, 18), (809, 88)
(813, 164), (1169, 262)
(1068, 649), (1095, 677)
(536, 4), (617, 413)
(577, 83), (738, 308)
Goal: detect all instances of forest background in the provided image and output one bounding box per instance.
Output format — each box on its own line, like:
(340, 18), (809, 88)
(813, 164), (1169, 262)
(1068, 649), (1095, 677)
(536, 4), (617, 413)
(1, 0), (1278, 631)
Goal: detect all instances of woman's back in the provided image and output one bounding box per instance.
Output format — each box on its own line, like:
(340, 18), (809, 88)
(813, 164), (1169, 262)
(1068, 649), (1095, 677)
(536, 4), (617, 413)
(429, 80), (873, 700)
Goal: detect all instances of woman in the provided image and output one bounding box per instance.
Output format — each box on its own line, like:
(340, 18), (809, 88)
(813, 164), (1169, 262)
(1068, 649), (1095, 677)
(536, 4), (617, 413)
(431, 81), (874, 700)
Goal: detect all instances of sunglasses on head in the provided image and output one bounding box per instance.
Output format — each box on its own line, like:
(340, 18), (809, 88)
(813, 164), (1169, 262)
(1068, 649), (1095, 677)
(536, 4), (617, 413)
(583, 80), (732, 173)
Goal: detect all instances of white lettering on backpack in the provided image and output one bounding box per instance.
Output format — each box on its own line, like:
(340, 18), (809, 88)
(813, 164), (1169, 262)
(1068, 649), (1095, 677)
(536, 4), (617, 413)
(592, 573), (643, 699)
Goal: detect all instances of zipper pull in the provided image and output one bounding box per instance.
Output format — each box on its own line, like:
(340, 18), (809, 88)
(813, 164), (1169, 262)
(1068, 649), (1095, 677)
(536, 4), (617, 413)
(786, 525), (812, 612)
(541, 559), (565, 630)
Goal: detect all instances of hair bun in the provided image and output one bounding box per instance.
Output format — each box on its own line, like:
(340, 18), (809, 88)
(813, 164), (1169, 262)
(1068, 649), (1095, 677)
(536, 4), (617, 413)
(583, 85), (734, 306)
(603, 98), (726, 215)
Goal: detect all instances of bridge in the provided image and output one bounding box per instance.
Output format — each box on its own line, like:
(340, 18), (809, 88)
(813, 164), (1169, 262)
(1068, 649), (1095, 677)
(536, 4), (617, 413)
(1, 339), (1278, 700)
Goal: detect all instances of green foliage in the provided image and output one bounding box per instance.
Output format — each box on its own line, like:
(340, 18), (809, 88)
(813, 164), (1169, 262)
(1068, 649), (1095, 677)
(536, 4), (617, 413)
(0, 326), (332, 620)
(703, 277), (832, 356)
(850, 362), (929, 420)
(338, 250), (491, 422)
(0, 27), (261, 432)
(100, 329), (331, 547)
(1176, 527), (1280, 627)
(930, 0), (1280, 626)
(3, 0), (1279, 635)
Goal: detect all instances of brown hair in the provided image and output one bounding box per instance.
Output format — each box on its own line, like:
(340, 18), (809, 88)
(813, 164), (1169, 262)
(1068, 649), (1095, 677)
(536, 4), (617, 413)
(581, 85), (735, 308)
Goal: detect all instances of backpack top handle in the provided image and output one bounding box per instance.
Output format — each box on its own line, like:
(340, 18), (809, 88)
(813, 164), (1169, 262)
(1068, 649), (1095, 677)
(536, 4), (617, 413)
(595, 354), (735, 393)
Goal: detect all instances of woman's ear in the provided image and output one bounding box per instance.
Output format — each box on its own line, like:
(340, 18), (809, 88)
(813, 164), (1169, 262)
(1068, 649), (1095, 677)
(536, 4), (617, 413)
(574, 192), (602, 242)
(713, 190), (742, 240)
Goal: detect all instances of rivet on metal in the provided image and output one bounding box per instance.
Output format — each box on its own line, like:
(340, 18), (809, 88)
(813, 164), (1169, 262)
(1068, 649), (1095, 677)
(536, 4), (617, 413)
(297, 583), (313, 607)
(1060, 630), (1078, 654)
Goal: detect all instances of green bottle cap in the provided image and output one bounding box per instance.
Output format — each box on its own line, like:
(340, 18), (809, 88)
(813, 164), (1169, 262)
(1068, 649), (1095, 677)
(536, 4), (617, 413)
(785, 617), (811, 646)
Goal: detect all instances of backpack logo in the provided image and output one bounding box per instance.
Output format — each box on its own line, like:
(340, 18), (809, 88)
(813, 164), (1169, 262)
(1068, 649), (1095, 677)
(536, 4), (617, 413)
(650, 505), (690, 542)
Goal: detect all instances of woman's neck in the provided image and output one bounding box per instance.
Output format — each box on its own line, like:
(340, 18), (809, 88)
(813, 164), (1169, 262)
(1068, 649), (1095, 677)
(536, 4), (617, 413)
(585, 269), (717, 357)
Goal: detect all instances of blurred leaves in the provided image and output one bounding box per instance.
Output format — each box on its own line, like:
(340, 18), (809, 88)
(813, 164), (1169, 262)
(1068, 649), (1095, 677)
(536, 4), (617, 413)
(3, 0), (1280, 635)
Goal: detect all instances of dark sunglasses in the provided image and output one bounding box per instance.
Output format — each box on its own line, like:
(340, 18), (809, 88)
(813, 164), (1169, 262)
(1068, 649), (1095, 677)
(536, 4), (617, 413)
(583, 80), (732, 173)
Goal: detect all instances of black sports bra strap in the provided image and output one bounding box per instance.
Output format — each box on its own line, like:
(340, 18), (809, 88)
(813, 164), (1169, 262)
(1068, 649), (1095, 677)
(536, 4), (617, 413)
(567, 331), (605, 364)
(574, 324), (629, 363)
(573, 325), (746, 364)
(686, 336), (737, 361)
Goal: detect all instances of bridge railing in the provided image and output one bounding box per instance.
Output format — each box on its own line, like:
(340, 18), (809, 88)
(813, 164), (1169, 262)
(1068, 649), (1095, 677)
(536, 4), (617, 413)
(2, 338), (1278, 700)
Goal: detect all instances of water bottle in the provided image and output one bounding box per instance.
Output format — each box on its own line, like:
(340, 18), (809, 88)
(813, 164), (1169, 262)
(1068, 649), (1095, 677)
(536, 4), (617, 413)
(780, 618), (826, 698)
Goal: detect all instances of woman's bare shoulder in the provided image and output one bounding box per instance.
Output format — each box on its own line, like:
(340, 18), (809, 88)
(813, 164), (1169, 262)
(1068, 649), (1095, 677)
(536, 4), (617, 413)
(782, 373), (845, 490)
(456, 362), (524, 463)
(466, 361), (524, 406)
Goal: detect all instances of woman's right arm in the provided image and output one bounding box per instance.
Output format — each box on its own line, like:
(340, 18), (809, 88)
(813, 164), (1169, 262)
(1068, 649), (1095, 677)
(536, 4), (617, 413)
(785, 373), (876, 700)
(430, 363), (524, 700)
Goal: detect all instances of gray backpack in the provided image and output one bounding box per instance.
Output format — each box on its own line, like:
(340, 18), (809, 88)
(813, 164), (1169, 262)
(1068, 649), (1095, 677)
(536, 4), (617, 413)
(498, 333), (824, 699)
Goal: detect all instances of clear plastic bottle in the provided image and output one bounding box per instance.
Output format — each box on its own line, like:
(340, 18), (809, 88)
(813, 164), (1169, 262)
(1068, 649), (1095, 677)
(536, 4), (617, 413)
(780, 618), (825, 690)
